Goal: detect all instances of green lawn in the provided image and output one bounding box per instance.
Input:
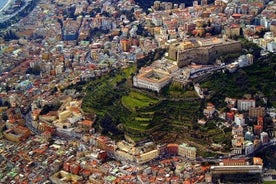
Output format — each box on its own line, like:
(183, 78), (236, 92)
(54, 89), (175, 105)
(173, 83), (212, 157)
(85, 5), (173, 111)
(264, 181), (276, 184)
(122, 91), (159, 111)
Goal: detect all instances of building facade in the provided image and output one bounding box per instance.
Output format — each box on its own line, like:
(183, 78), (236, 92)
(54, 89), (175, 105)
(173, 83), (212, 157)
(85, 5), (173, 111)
(237, 99), (256, 111)
(178, 143), (197, 160)
(260, 132), (269, 144)
(168, 38), (242, 67)
(249, 107), (265, 118)
(133, 68), (171, 92)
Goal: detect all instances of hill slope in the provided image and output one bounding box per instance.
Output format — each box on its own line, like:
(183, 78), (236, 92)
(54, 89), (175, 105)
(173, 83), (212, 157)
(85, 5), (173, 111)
(200, 53), (276, 108)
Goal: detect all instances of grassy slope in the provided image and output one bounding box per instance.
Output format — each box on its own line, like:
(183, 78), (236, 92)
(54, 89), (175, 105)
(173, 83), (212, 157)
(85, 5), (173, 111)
(121, 91), (159, 112)
(82, 63), (204, 140)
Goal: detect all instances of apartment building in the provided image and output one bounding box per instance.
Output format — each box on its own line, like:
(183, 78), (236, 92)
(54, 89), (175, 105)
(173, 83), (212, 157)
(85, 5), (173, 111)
(237, 99), (256, 111)
(178, 143), (197, 160)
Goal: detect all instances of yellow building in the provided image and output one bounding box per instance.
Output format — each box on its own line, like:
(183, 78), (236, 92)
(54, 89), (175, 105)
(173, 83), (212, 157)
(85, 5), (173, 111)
(253, 157), (263, 166)
(39, 114), (57, 122)
(225, 24), (241, 38)
(50, 170), (83, 184)
(136, 149), (159, 164)
(249, 107), (265, 118)
(115, 150), (135, 162)
(58, 110), (71, 121)
(3, 125), (31, 142)
(120, 39), (130, 52)
(169, 38), (241, 67)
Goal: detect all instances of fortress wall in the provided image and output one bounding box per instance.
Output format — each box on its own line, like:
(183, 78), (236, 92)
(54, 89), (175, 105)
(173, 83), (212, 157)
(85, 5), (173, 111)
(177, 41), (241, 67)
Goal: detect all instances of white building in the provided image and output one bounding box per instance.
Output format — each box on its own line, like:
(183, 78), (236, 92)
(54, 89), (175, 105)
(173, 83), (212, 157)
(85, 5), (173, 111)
(55, 65), (64, 75)
(136, 149), (159, 164)
(152, 14), (163, 26)
(260, 17), (270, 29)
(237, 99), (256, 111)
(260, 132), (269, 144)
(237, 54), (253, 68)
(244, 141), (254, 155)
(264, 32), (273, 40)
(133, 68), (171, 93)
(267, 42), (276, 53)
(232, 125), (244, 136)
(234, 114), (245, 126)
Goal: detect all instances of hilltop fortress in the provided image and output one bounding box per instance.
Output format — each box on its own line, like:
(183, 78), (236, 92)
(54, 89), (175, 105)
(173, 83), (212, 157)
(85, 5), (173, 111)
(168, 37), (242, 67)
(133, 37), (242, 92)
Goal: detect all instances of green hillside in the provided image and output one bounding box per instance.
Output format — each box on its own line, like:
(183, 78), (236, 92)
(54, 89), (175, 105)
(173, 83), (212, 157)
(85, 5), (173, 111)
(80, 39), (275, 155)
(200, 53), (276, 108)
(81, 62), (205, 143)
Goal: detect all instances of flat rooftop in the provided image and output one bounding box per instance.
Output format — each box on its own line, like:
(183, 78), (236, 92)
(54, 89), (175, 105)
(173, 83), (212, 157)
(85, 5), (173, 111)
(210, 165), (263, 174)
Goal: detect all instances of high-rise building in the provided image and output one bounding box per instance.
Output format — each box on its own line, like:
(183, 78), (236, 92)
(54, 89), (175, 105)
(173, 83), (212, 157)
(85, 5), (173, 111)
(249, 107), (265, 118)
(165, 2), (173, 10)
(179, 3), (185, 9)
(234, 114), (245, 126)
(244, 141), (254, 155)
(193, 0), (198, 7)
(214, 0), (222, 5)
(201, 0), (208, 6)
(260, 132), (269, 144)
(153, 1), (161, 10)
(237, 99), (256, 111)
(120, 39), (130, 52)
(9, 94), (18, 107)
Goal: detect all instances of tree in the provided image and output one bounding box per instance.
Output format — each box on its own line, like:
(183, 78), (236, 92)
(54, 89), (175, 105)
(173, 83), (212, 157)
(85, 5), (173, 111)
(239, 38), (261, 59)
